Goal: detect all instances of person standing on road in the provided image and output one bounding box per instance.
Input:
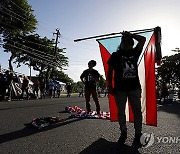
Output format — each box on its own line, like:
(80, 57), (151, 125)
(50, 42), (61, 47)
(40, 78), (46, 99)
(48, 80), (55, 98)
(66, 83), (72, 97)
(107, 31), (146, 147)
(0, 72), (6, 101)
(33, 79), (40, 99)
(78, 87), (84, 97)
(160, 83), (168, 104)
(57, 82), (61, 98)
(5, 71), (13, 101)
(80, 60), (101, 114)
(21, 76), (29, 100)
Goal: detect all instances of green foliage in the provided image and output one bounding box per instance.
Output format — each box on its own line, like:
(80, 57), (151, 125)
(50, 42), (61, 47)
(73, 81), (84, 93)
(98, 75), (106, 90)
(0, 0), (37, 71)
(0, 0), (72, 83)
(156, 51), (180, 89)
(9, 34), (69, 71)
(51, 69), (73, 84)
(0, 0), (37, 35)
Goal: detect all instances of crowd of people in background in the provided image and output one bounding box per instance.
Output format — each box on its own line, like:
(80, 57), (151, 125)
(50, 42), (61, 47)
(0, 70), (74, 101)
(1, 70), (178, 103)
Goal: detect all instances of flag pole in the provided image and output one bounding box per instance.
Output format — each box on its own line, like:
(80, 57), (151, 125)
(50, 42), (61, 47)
(74, 27), (155, 42)
(97, 29), (154, 41)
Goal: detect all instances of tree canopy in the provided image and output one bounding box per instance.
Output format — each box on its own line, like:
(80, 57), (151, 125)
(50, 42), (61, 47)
(0, 0), (37, 35)
(0, 0), (72, 83)
(156, 50), (180, 90)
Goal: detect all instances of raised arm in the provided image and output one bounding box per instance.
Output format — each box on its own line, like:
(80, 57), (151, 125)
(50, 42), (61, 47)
(121, 31), (146, 50)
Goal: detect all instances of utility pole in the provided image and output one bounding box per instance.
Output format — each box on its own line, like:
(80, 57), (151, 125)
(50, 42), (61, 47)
(51, 28), (61, 78)
(53, 28), (61, 56)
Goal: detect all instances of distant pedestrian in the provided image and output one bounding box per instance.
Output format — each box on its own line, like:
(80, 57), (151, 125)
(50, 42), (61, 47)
(104, 87), (108, 97)
(57, 82), (61, 98)
(5, 70), (13, 101)
(40, 78), (46, 99)
(160, 83), (168, 103)
(97, 87), (101, 97)
(168, 90), (174, 103)
(48, 80), (55, 98)
(21, 76), (29, 100)
(66, 83), (72, 97)
(78, 87), (84, 97)
(80, 60), (101, 114)
(0, 73), (6, 101)
(33, 79), (40, 99)
(52, 79), (58, 98)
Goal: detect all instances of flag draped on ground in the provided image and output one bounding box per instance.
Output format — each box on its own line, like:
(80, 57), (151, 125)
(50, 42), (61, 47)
(97, 27), (161, 126)
(65, 106), (110, 119)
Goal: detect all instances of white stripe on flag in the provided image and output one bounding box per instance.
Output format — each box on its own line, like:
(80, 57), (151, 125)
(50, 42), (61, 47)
(125, 100), (129, 121)
(138, 55), (147, 124)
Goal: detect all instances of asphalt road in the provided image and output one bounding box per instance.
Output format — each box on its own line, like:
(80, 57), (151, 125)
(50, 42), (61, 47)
(0, 96), (179, 154)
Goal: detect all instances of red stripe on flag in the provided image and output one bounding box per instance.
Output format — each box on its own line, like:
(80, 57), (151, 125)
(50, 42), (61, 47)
(98, 43), (118, 121)
(144, 33), (157, 126)
(98, 43), (111, 76)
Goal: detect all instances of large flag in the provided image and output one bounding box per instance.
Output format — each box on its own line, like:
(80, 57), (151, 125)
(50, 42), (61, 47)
(97, 27), (161, 126)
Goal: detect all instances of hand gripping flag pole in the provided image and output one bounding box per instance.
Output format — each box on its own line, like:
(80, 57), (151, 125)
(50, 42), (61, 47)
(74, 27), (162, 126)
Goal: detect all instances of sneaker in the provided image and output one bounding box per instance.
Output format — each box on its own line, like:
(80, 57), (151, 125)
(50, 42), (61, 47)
(118, 131), (127, 145)
(132, 133), (142, 148)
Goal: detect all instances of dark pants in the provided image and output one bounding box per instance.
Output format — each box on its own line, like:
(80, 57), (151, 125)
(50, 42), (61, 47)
(114, 89), (142, 134)
(0, 86), (6, 101)
(21, 87), (29, 99)
(6, 84), (12, 100)
(85, 88), (100, 112)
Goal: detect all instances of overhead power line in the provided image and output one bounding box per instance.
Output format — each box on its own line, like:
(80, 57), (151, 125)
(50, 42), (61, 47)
(0, 8), (25, 24)
(1, 5), (27, 21)
(8, 0), (28, 13)
(4, 43), (59, 67)
(6, 39), (56, 60)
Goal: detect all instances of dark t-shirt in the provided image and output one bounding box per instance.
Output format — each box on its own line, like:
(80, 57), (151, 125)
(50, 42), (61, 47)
(80, 69), (100, 89)
(107, 46), (142, 91)
(5, 74), (13, 86)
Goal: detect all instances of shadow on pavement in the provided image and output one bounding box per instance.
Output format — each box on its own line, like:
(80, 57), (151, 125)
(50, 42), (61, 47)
(79, 138), (140, 154)
(157, 101), (180, 118)
(0, 117), (83, 144)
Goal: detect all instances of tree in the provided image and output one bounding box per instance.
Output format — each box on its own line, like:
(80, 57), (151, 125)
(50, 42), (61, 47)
(156, 49), (180, 90)
(98, 75), (106, 90)
(7, 34), (69, 77)
(51, 69), (73, 84)
(0, 0), (37, 35)
(0, 0), (37, 71)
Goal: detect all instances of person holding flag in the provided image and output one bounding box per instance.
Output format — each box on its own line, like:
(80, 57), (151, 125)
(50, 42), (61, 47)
(107, 31), (146, 147)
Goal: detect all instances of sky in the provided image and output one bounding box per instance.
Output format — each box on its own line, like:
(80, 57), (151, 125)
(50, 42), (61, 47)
(0, 0), (180, 82)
